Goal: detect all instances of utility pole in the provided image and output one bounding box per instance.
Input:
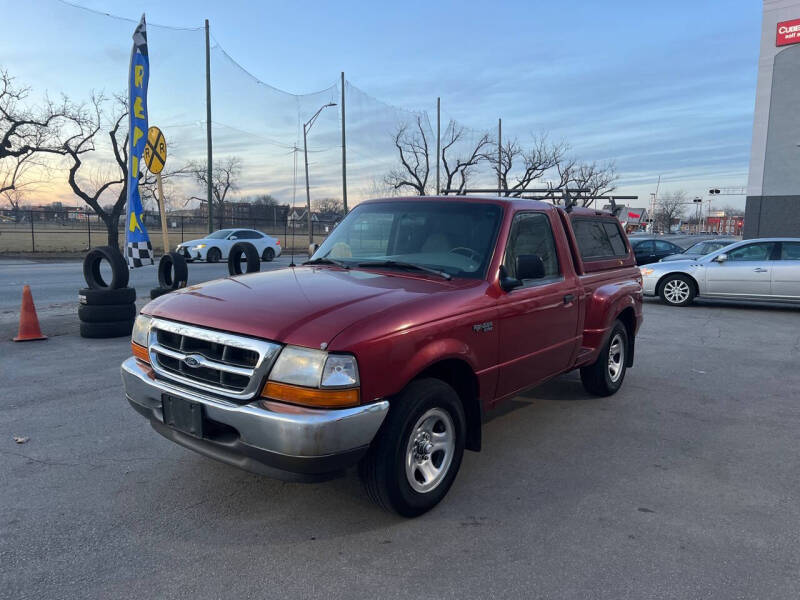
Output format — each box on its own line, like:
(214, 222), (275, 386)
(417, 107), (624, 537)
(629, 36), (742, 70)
(497, 118), (502, 194)
(205, 19), (213, 234)
(303, 102), (337, 250)
(436, 97), (440, 195)
(341, 72), (348, 214)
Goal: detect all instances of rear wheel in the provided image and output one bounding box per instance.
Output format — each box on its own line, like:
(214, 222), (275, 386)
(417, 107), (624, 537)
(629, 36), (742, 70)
(359, 378), (465, 517)
(658, 274), (695, 307)
(262, 247), (275, 262)
(580, 320), (628, 397)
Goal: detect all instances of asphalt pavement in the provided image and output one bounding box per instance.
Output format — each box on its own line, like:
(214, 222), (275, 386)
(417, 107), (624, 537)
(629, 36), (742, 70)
(2, 294), (799, 599)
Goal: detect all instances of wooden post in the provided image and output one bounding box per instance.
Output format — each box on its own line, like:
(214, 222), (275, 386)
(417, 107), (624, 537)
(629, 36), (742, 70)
(157, 173), (169, 255)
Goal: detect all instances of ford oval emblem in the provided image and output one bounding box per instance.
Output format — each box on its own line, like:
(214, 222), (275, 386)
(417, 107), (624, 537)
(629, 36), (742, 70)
(183, 355), (202, 368)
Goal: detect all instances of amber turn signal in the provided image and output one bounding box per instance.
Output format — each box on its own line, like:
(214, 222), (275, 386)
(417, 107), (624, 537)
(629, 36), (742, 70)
(261, 381), (360, 408)
(132, 342), (150, 364)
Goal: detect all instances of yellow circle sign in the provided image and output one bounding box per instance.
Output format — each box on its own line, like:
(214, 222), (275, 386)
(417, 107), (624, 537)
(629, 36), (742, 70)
(143, 126), (167, 174)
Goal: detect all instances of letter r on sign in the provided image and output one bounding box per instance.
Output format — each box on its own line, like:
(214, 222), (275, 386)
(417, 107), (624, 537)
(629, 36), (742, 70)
(134, 65), (144, 88)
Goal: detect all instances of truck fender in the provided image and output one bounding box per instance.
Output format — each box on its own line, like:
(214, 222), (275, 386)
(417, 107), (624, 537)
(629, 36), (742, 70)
(582, 281), (641, 363)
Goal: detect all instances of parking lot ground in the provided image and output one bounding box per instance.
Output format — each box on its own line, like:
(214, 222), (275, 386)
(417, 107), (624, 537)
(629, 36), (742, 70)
(2, 297), (799, 599)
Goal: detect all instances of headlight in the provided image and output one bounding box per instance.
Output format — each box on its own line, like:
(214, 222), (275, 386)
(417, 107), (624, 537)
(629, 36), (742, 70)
(265, 346), (360, 408)
(131, 314), (152, 347)
(194, 244), (207, 249)
(269, 346), (327, 387)
(640, 267), (655, 276)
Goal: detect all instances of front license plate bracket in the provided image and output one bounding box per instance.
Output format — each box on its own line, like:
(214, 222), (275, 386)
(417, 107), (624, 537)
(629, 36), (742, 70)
(162, 394), (204, 438)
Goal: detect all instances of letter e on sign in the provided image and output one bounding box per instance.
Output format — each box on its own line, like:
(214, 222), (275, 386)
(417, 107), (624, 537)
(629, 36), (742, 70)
(777, 18), (800, 46)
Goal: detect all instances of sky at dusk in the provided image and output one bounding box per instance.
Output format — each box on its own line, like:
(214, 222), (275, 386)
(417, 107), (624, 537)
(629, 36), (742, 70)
(0, 0), (762, 210)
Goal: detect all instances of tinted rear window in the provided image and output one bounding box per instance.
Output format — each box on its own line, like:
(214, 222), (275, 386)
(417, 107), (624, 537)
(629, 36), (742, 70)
(572, 219), (628, 260)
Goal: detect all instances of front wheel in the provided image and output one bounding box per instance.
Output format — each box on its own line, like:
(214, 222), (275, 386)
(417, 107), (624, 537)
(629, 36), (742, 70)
(359, 378), (465, 517)
(580, 320), (629, 397)
(659, 274), (695, 306)
(206, 247), (221, 263)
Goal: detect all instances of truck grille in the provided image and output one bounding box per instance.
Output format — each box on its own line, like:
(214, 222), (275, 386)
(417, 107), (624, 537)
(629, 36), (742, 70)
(147, 318), (281, 401)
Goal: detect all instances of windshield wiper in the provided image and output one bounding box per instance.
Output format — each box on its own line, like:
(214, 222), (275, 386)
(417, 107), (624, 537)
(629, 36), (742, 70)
(303, 257), (350, 269)
(356, 260), (452, 280)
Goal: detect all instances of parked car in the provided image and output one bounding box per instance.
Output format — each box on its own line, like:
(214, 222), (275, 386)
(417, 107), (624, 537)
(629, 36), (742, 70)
(176, 228), (281, 262)
(122, 197), (643, 516)
(660, 239), (737, 262)
(630, 237), (685, 265)
(640, 238), (800, 306)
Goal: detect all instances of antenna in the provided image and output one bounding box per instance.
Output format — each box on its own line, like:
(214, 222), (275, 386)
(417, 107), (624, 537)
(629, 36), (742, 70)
(289, 146), (297, 267)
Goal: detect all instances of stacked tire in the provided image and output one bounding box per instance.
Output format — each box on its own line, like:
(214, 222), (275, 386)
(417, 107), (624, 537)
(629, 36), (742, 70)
(150, 252), (189, 299)
(79, 246), (136, 339)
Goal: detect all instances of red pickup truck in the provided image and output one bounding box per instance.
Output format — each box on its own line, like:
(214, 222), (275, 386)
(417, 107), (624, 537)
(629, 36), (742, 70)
(122, 196), (642, 516)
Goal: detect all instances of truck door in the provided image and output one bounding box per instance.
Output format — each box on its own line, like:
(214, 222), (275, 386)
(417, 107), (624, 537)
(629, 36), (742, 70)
(495, 211), (581, 398)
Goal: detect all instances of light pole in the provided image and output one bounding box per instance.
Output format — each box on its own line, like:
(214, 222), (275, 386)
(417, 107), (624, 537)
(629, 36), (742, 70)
(304, 102), (336, 250)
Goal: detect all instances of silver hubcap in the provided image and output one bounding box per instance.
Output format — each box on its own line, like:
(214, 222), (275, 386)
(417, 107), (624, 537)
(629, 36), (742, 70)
(405, 408), (455, 494)
(663, 279), (690, 304)
(608, 333), (625, 383)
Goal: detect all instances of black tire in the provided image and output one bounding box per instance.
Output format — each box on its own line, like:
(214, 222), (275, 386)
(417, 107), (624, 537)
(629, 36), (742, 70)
(79, 319), (134, 339)
(261, 247), (275, 262)
(82, 246), (129, 290)
(206, 247), (221, 263)
(150, 287), (171, 300)
(580, 320), (629, 397)
(658, 274), (696, 307)
(358, 378), (466, 517)
(158, 252), (189, 290)
(78, 287), (136, 306)
(78, 303), (136, 323)
(228, 242), (261, 276)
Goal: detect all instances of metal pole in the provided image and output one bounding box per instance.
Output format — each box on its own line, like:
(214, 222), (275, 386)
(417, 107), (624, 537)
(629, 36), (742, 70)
(497, 118), (502, 194)
(205, 19), (214, 234)
(87, 212), (91, 249)
(30, 210), (34, 252)
(341, 72), (348, 214)
(436, 97), (440, 195)
(304, 122), (312, 249)
(157, 173), (169, 255)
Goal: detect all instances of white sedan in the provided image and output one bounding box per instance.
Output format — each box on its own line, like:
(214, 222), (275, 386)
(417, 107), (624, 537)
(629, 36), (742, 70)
(176, 229), (282, 263)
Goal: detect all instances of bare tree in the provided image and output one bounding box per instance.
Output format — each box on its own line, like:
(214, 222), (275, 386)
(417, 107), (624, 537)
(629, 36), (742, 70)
(187, 156), (242, 229)
(487, 134), (568, 196)
(384, 115), (430, 195)
(313, 197), (344, 220)
(59, 93), (180, 249)
(568, 160), (619, 207)
(1, 68), (85, 202)
(654, 190), (688, 233)
(440, 121), (492, 195)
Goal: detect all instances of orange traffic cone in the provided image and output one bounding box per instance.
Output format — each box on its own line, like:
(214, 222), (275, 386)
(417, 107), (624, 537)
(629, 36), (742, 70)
(13, 285), (47, 342)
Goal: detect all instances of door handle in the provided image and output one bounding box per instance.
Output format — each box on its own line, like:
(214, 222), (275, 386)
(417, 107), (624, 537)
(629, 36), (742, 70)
(753, 267), (768, 273)
(563, 294), (575, 305)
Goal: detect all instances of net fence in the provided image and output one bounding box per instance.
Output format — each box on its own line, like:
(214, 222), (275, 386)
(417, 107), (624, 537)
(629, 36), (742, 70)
(0, 0), (557, 253)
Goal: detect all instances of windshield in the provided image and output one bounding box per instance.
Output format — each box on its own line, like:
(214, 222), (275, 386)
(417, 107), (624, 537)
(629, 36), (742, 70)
(207, 229), (233, 239)
(686, 240), (728, 255)
(310, 201), (503, 279)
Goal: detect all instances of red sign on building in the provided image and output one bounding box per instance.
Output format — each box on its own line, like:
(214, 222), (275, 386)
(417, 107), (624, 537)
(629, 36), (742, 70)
(777, 18), (800, 46)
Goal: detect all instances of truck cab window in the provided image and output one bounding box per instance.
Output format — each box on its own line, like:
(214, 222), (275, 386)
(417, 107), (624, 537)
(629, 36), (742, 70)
(503, 212), (560, 282)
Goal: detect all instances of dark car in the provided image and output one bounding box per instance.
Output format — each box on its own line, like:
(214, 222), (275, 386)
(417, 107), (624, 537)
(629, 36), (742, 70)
(659, 239), (737, 262)
(630, 238), (684, 265)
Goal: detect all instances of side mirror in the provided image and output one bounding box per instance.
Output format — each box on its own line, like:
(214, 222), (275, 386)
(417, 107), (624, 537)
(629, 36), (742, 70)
(713, 253), (727, 263)
(499, 265), (522, 292)
(516, 254), (546, 280)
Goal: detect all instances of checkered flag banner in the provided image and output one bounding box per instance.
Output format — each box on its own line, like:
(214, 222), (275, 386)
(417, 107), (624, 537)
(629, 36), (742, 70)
(126, 240), (154, 268)
(124, 15), (153, 269)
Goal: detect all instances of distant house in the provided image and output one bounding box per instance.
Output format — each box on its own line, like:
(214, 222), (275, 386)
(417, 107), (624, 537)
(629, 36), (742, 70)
(287, 209), (319, 229)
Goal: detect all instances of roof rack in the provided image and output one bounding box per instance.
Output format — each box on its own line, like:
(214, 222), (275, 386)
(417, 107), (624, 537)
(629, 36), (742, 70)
(441, 188), (638, 215)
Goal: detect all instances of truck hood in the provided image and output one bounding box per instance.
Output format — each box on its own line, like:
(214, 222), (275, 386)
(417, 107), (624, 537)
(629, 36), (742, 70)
(144, 266), (480, 349)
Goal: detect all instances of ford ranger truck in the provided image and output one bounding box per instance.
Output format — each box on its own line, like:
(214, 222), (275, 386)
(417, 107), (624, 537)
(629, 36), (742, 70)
(122, 196), (643, 516)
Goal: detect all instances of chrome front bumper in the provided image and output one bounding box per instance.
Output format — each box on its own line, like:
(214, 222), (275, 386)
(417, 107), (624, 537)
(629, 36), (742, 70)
(121, 357), (389, 476)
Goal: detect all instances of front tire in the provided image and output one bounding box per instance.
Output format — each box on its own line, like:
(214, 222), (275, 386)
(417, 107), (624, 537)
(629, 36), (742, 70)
(359, 378), (466, 517)
(658, 274), (695, 307)
(206, 247), (221, 263)
(580, 320), (628, 397)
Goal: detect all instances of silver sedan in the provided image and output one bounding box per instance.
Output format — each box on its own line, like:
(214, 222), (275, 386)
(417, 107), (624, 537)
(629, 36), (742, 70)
(640, 238), (800, 306)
